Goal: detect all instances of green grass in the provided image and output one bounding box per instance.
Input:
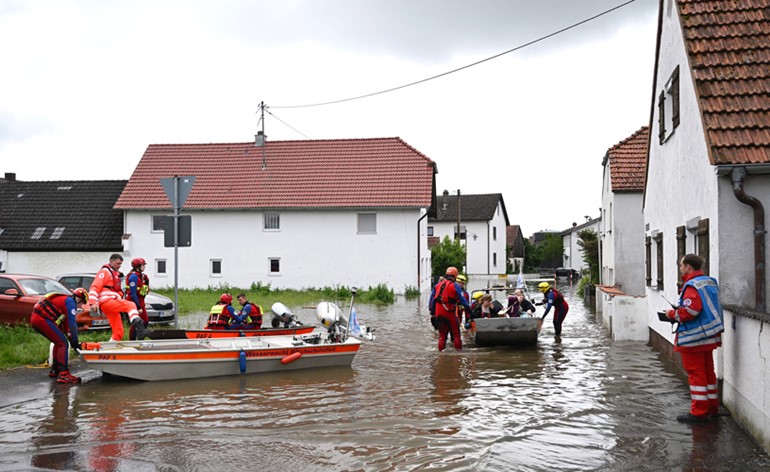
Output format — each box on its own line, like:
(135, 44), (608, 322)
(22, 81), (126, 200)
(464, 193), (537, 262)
(1, 283), (397, 370)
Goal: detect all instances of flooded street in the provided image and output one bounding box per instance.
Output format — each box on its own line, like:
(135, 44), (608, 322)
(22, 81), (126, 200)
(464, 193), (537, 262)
(1, 283), (769, 471)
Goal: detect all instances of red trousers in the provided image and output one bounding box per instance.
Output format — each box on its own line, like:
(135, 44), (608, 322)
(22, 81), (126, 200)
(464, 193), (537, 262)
(437, 313), (462, 351)
(100, 298), (138, 341)
(680, 348), (718, 417)
(30, 313), (70, 371)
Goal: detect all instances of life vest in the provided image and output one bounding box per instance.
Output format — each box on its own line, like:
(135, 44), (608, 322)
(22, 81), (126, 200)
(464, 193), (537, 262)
(243, 302), (263, 326)
(125, 270), (150, 297)
(676, 275), (724, 346)
(207, 304), (232, 328)
(32, 292), (68, 325)
(549, 288), (565, 307)
(100, 264), (124, 297)
(433, 279), (458, 315)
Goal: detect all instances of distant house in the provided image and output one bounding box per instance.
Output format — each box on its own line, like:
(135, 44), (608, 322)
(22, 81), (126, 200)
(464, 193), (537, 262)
(600, 126), (648, 296)
(428, 191), (509, 276)
(506, 225), (525, 272)
(645, 0), (770, 452)
(114, 137), (437, 293)
(560, 217), (600, 276)
(0, 173), (126, 276)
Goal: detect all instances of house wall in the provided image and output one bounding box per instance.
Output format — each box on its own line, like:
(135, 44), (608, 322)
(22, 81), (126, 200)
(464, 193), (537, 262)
(124, 208), (428, 293)
(6, 251), (117, 279)
(562, 220), (600, 274)
(601, 164), (614, 286)
(596, 289), (648, 341)
(430, 202), (508, 276)
(645, 0), (719, 342)
(613, 193), (645, 296)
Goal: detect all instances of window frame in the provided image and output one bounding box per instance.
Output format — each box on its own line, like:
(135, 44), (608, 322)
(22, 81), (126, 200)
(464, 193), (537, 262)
(263, 212), (280, 231)
(210, 259), (222, 277)
(269, 257), (281, 276)
(357, 212), (377, 235)
(156, 259), (167, 276)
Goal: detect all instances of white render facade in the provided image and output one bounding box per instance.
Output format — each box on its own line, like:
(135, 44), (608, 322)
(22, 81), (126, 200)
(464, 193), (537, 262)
(561, 219), (600, 275)
(121, 208), (432, 294)
(430, 202), (508, 276)
(600, 189), (645, 296)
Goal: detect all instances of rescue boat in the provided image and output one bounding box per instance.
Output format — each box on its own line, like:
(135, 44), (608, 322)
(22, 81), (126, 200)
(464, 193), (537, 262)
(79, 332), (361, 381)
(473, 316), (539, 346)
(141, 325), (315, 340)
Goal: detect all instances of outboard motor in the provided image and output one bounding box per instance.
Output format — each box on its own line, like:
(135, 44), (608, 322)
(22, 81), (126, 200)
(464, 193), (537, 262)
(316, 302), (344, 342)
(271, 302), (301, 328)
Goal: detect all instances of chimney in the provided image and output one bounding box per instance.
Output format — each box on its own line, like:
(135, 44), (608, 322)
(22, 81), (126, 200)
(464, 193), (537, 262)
(442, 189), (449, 210)
(4, 172), (16, 181)
(254, 131), (266, 147)
(573, 222), (577, 227)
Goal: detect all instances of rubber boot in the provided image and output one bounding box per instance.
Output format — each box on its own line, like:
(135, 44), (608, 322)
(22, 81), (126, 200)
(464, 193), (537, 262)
(130, 318), (146, 340)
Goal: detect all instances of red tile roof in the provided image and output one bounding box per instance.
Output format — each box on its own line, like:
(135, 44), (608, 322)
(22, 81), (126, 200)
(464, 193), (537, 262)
(678, 0), (770, 164)
(115, 137), (436, 209)
(607, 127), (649, 192)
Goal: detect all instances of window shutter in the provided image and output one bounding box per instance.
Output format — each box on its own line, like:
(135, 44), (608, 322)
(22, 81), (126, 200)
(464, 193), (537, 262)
(671, 66), (680, 128)
(655, 233), (664, 290)
(676, 225), (686, 287)
(646, 236), (652, 286)
(658, 91), (666, 144)
(697, 218), (710, 275)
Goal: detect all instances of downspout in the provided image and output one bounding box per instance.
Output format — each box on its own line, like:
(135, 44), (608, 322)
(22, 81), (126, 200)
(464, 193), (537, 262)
(487, 220), (491, 274)
(731, 167), (766, 311)
(417, 211), (429, 291)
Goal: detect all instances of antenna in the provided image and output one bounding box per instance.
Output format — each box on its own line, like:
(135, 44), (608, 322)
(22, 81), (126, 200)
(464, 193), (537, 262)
(255, 101), (267, 170)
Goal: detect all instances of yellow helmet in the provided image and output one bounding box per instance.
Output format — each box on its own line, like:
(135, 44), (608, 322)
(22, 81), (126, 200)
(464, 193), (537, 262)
(538, 282), (551, 293)
(457, 274), (467, 283)
(472, 290), (484, 301)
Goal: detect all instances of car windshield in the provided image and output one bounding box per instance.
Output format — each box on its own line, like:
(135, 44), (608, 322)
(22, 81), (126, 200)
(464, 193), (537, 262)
(19, 278), (71, 296)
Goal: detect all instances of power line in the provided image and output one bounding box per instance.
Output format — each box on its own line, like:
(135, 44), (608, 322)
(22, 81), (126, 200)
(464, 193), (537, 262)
(265, 108), (312, 139)
(272, 0), (637, 109)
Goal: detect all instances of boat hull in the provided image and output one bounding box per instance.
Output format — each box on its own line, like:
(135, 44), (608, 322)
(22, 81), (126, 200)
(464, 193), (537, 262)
(474, 317), (539, 346)
(80, 336), (361, 381)
(145, 326), (315, 339)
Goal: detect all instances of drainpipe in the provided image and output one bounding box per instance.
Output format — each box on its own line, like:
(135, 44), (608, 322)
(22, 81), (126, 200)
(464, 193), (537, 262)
(417, 211), (429, 291)
(731, 167), (766, 311)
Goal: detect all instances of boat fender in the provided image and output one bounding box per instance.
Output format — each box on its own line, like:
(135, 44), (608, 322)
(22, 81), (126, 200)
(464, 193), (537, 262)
(81, 342), (101, 351)
(239, 349), (247, 373)
(281, 352), (302, 364)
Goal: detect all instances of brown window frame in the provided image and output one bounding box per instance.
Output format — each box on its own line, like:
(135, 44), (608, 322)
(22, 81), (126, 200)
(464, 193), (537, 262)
(645, 236), (652, 286)
(655, 233), (664, 290)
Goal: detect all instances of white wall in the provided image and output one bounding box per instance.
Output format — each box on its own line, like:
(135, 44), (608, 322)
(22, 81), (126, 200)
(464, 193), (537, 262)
(562, 220), (600, 273)
(124, 208), (428, 293)
(6, 251), (117, 279)
(613, 193), (645, 296)
(596, 288), (649, 341)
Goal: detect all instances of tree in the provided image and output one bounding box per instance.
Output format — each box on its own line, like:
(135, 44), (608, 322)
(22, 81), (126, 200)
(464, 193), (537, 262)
(522, 238), (543, 273)
(540, 233), (563, 270)
(577, 228), (599, 283)
(430, 236), (466, 276)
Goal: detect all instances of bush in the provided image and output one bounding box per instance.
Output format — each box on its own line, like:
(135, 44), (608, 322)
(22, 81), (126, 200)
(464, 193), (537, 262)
(404, 285), (420, 299)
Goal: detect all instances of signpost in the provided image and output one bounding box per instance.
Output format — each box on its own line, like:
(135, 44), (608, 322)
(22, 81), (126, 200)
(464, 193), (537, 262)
(160, 176), (195, 328)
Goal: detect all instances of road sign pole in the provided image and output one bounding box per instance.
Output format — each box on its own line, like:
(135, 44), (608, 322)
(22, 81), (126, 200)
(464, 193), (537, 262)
(174, 176), (180, 328)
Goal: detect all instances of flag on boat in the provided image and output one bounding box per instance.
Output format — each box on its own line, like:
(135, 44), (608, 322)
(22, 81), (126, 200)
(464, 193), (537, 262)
(349, 307), (362, 337)
(516, 271), (525, 289)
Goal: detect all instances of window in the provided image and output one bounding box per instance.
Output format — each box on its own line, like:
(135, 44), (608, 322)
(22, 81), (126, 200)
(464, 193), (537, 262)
(31, 227), (45, 239)
(677, 226), (686, 288)
(269, 258), (280, 275)
(454, 225), (467, 240)
(493, 227), (497, 241)
(211, 259), (222, 276)
(655, 232), (664, 290)
(156, 259), (167, 276)
(645, 236), (652, 287)
(357, 213), (376, 234)
(427, 226), (434, 237)
(493, 252), (497, 267)
(50, 227), (65, 239)
(658, 65), (680, 144)
(152, 215), (167, 232)
(697, 219), (710, 275)
(264, 213), (280, 231)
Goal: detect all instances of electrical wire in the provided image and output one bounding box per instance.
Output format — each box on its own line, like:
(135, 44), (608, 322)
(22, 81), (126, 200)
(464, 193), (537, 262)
(265, 108), (312, 139)
(271, 0), (637, 109)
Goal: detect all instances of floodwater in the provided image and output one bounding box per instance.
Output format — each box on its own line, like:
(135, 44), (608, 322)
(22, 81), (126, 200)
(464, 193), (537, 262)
(1, 284), (769, 471)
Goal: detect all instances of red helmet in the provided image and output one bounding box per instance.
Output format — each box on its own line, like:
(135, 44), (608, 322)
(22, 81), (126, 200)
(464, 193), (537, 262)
(131, 257), (146, 268)
(220, 293), (233, 304)
(72, 287), (89, 303)
(445, 267), (459, 278)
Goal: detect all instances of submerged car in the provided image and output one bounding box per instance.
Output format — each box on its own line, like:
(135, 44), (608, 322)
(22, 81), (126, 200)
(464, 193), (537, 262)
(56, 273), (176, 325)
(0, 274), (110, 330)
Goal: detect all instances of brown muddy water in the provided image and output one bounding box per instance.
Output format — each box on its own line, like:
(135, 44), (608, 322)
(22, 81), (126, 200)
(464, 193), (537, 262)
(1, 283), (768, 471)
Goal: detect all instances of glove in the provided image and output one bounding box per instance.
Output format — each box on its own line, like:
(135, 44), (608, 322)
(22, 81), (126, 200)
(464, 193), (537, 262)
(464, 322), (471, 330)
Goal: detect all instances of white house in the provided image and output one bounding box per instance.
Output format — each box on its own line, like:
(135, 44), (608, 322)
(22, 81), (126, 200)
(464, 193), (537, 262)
(595, 127), (648, 341)
(427, 191), (510, 276)
(645, 0), (770, 453)
(600, 127), (648, 296)
(560, 217), (600, 276)
(114, 137), (437, 294)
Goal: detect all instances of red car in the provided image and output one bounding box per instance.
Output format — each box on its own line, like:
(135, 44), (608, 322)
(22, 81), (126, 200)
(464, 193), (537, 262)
(0, 274), (110, 330)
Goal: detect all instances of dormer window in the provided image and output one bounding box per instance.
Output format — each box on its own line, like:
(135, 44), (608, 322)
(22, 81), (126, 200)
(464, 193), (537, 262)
(658, 65), (680, 144)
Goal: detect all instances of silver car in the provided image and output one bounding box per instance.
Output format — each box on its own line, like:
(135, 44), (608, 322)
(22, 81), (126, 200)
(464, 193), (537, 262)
(56, 273), (177, 325)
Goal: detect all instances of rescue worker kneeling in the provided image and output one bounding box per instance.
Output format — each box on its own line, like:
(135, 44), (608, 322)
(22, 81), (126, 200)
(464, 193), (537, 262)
(206, 293), (250, 330)
(429, 267), (473, 351)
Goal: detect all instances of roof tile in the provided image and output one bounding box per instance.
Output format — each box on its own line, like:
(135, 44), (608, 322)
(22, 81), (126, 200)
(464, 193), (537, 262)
(607, 127), (649, 192)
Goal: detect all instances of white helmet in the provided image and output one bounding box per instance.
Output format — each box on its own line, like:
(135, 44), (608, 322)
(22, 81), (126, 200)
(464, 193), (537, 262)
(316, 302), (340, 328)
(271, 302), (292, 317)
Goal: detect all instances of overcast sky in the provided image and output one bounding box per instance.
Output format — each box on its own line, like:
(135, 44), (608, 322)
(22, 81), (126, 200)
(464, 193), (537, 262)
(0, 0), (658, 236)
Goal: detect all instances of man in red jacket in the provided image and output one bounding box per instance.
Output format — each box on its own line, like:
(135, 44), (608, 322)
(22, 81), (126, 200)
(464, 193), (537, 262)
(429, 267), (473, 351)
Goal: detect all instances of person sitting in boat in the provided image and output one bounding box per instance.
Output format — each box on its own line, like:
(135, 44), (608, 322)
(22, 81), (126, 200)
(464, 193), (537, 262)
(503, 295), (521, 318)
(206, 293), (240, 329)
(514, 289), (537, 316)
(471, 293), (505, 319)
(470, 290), (484, 312)
(236, 293), (263, 329)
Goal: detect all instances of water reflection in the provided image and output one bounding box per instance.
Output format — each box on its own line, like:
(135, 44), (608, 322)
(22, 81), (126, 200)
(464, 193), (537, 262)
(1, 282), (769, 471)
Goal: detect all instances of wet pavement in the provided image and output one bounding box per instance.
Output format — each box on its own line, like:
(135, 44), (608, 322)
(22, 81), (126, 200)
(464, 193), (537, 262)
(0, 283), (768, 471)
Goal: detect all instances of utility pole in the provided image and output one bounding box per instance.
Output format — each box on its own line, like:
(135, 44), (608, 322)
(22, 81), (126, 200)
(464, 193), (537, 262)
(456, 189), (462, 241)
